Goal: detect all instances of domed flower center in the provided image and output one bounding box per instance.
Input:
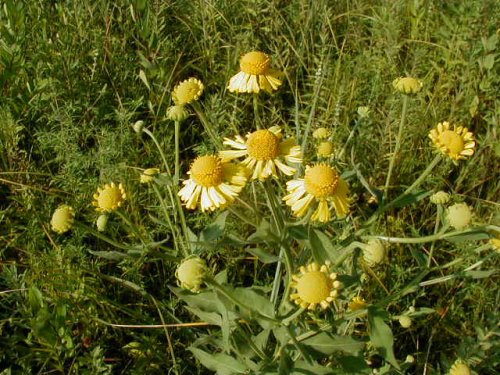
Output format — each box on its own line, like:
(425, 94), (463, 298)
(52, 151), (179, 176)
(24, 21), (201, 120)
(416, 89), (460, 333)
(98, 186), (124, 210)
(173, 78), (204, 105)
(296, 271), (332, 304)
(51, 205), (74, 234)
(190, 156), (224, 187)
(304, 165), (339, 198)
(438, 130), (464, 156)
(246, 129), (280, 160)
(240, 51), (271, 75)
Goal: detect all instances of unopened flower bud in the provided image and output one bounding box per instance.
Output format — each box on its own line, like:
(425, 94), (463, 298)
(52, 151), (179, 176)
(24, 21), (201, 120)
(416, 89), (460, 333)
(133, 120), (144, 134)
(430, 191), (450, 205)
(175, 257), (209, 292)
(140, 168), (160, 184)
(362, 239), (387, 267)
(317, 141), (334, 157)
(51, 205), (75, 234)
(312, 127), (330, 139)
(166, 105), (189, 122)
(392, 76), (423, 94)
(398, 315), (412, 328)
(447, 203), (472, 230)
(96, 214), (108, 232)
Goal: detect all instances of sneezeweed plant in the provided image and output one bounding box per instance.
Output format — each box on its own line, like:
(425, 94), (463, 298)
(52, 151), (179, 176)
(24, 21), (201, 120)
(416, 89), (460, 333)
(348, 296), (368, 311)
(429, 121), (475, 162)
(50, 205), (75, 234)
(228, 51), (282, 93)
(220, 126), (302, 180)
(92, 183), (126, 213)
(430, 190), (451, 205)
(290, 262), (342, 310)
(283, 164), (350, 222)
(312, 127), (331, 139)
(316, 140), (334, 158)
(178, 155), (247, 212)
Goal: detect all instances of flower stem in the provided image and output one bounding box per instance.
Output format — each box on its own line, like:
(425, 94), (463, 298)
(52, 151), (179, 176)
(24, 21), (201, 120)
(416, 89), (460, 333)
(384, 95), (408, 198)
(174, 120), (180, 185)
(253, 93), (261, 129)
(142, 128), (172, 176)
(191, 102), (222, 149)
(403, 154), (442, 195)
(361, 227), (483, 244)
(427, 204), (443, 267)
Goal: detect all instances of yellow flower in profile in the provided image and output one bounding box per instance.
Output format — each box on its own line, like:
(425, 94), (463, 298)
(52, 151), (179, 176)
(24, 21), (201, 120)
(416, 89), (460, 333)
(317, 141), (334, 157)
(92, 183), (126, 213)
(348, 296), (368, 311)
(219, 126), (302, 181)
(172, 78), (204, 105)
(178, 155), (247, 212)
(228, 51), (283, 93)
(392, 76), (423, 94)
(283, 164), (350, 223)
(51, 205), (75, 234)
(140, 168), (160, 184)
(312, 127), (330, 139)
(449, 360), (471, 375)
(429, 121), (475, 161)
(176, 257), (209, 292)
(290, 262), (342, 310)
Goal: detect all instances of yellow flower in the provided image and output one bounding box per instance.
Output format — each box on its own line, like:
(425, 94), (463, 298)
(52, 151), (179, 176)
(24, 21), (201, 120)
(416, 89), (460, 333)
(140, 168), (160, 184)
(430, 191), (451, 205)
(166, 105), (189, 122)
(312, 127), (330, 139)
(290, 262), (342, 310)
(51, 205), (75, 234)
(175, 257), (209, 292)
(283, 164), (349, 223)
(392, 76), (423, 94)
(317, 141), (334, 157)
(92, 183), (126, 213)
(348, 296), (368, 311)
(172, 78), (204, 105)
(446, 203), (472, 230)
(449, 360), (471, 375)
(362, 239), (387, 267)
(228, 51), (283, 93)
(178, 155), (247, 212)
(219, 126), (302, 181)
(429, 121), (475, 161)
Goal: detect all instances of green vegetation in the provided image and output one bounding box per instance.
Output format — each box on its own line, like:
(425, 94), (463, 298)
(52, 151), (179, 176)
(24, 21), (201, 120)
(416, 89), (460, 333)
(0, 0), (498, 373)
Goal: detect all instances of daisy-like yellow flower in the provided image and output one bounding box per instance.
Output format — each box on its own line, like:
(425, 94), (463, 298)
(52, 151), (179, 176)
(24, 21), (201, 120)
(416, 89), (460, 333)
(172, 77), (204, 106)
(348, 296), (368, 311)
(228, 51), (283, 93)
(449, 360), (471, 375)
(51, 205), (75, 234)
(429, 121), (475, 161)
(290, 262), (342, 310)
(219, 126), (302, 181)
(92, 183), (126, 213)
(392, 76), (423, 94)
(317, 141), (334, 157)
(283, 164), (349, 222)
(178, 155), (247, 212)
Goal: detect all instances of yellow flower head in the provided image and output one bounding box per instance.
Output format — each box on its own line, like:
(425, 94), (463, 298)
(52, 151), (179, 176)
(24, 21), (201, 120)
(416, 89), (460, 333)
(362, 239), (387, 267)
(449, 360), (471, 375)
(219, 126), (302, 181)
(92, 183), (126, 213)
(172, 78), (204, 105)
(429, 121), (475, 161)
(166, 105), (189, 122)
(228, 51), (283, 94)
(392, 76), (423, 94)
(446, 203), (472, 230)
(290, 262), (342, 310)
(140, 168), (160, 184)
(283, 164), (350, 223)
(312, 127), (331, 139)
(317, 141), (334, 157)
(430, 191), (451, 205)
(175, 257), (209, 292)
(348, 296), (368, 311)
(51, 205), (75, 234)
(178, 155), (247, 212)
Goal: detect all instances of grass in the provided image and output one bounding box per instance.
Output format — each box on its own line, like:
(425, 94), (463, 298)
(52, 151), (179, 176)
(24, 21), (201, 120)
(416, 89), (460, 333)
(0, 0), (499, 373)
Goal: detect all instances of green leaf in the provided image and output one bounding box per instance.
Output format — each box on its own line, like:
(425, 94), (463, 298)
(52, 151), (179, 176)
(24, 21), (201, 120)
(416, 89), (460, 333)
(200, 211), (228, 243)
(292, 360), (337, 374)
(278, 350), (293, 375)
(189, 347), (247, 375)
(88, 250), (129, 261)
(338, 355), (371, 373)
(185, 306), (222, 326)
(309, 229), (336, 263)
(138, 69), (150, 91)
(28, 286), (43, 312)
(246, 247), (279, 264)
(389, 190), (431, 209)
(367, 307), (399, 369)
(446, 230), (490, 243)
(302, 332), (365, 355)
(247, 219), (279, 243)
(233, 287), (275, 328)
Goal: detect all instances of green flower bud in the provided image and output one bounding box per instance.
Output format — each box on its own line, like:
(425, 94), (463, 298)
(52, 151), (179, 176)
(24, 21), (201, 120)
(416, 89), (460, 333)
(175, 257), (209, 292)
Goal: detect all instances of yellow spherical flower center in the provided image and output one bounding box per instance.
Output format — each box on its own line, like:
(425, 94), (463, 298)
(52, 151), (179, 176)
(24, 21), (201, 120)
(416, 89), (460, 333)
(296, 271), (332, 304)
(438, 130), (464, 156)
(190, 156), (224, 187)
(173, 78), (203, 105)
(240, 51), (271, 75)
(98, 185), (125, 211)
(304, 165), (339, 198)
(246, 129), (280, 160)
(51, 205), (75, 234)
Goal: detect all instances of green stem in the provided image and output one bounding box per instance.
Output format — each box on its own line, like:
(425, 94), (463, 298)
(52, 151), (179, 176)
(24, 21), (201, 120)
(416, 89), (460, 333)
(384, 95), (408, 198)
(403, 154), (442, 195)
(74, 221), (131, 250)
(253, 93), (261, 129)
(427, 204), (443, 267)
(152, 184), (181, 256)
(116, 210), (147, 246)
(174, 120), (180, 185)
(361, 227), (482, 244)
(142, 128), (172, 176)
